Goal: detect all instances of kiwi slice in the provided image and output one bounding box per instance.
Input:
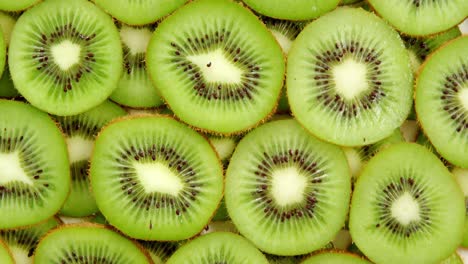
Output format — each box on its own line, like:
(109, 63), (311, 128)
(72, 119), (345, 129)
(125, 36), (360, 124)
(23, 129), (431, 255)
(0, 217), (59, 263)
(147, 0), (285, 134)
(90, 116), (224, 240)
(287, 7), (412, 146)
(242, 0), (340, 20)
(0, 21), (5, 78)
(207, 135), (237, 165)
(8, 0), (122, 116)
(110, 25), (164, 108)
(367, 0), (467, 36)
(416, 36), (468, 167)
(0, 100), (70, 229)
(0, 12), (15, 48)
(0, 240), (13, 264)
(301, 251), (371, 264)
(349, 143), (465, 264)
(0, 0), (39, 11)
(53, 101), (127, 217)
(225, 119), (351, 255)
(93, 0), (188, 26)
(166, 231), (269, 264)
(453, 168), (468, 247)
(34, 224), (152, 263)
(139, 240), (179, 264)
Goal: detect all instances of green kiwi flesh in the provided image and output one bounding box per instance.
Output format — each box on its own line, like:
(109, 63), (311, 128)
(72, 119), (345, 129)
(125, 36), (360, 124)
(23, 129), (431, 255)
(0, 12), (15, 47)
(301, 252), (372, 264)
(441, 252), (464, 264)
(0, 100), (70, 229)
(453, 168), (468, 247)
(349, 143), (465, 264)
(367, 0), (467, 36)
(34, 224), (152, 263)
(0, 217), (59, 263)
(242, 0), (340, 20)
(225, 119), (351, 255)
(90, 116), (223, 240)
(166, 232), (269, 264)
(287, 7), (412, 146)
(0, 0), (40, 11)
(93, 0), (188, 26)
(54, 101), (127, 217)
(415, 36), (468, 168)
(8, 0), (122, 116)
(147, 0), (285, 134)
(0, 240), (13, 264)
(139, 240), (179, 264)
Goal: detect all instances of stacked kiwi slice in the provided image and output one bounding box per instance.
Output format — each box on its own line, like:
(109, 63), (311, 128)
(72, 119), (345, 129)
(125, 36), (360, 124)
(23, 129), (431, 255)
(0, 0), (467, 262)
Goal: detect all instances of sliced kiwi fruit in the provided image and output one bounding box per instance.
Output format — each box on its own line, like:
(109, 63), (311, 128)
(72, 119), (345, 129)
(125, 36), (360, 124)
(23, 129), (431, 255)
(8, 0), (122, 116)
(415, 36), (468, 168)
(0, 240), (13, 264)
(349, 143), (465, 264)
(90, 116), (224, 240)
(453, 168), (468, 247)
(0, 0), (40, 11)
(287, 7), (412, 147)
(0, 12), (15, 48)
(0, 100), (70, 229)
(54, 101), (127, 217)
(367, 0), (467, 36)
(301, 251), (371, 264)
(166, 231), (269, 264)
(147, 0), (285, 134)
(34, 224), (152, 263)
(441, 252), (463, 264)
(0, 20), (5, 78)
(93, 0), (188, 26)
(139, 240), (179, 264)
(242, 0), (340, 20)
(0, 217), (59, 263)
(207, 135), (237, 165)
(225, 119), (351, 255)
(110, 24), (164, 108)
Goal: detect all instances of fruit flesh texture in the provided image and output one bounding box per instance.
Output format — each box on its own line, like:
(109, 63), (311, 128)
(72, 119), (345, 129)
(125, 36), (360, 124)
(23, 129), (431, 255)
(0, 241), (13, 264)
(242, 0), (341, 20)
(453, 168), (468, 247)
(301, 252), (372, 264)
(0, 0), (40, 11)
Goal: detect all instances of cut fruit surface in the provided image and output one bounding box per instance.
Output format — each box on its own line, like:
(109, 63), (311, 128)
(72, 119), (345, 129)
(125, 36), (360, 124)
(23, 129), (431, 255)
(0, 0), (40, 11)
(242, 0), (340, 20)
(287, 7), (412, 146)
(301, 252), (372, 264)
(0, 240), (13, 264)
(349, 143), (465, 264)
(90, 116), (223, 240)
(225, 119), (350, 255)
(147, 0), (285, 134)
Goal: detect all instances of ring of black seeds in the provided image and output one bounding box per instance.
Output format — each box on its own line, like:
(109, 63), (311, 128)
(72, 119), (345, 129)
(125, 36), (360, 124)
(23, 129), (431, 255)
(440, 66), (468, 133)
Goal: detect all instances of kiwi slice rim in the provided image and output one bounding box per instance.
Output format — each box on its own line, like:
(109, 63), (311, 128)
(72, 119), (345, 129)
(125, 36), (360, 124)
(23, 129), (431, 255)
(241, 0), (341, 20)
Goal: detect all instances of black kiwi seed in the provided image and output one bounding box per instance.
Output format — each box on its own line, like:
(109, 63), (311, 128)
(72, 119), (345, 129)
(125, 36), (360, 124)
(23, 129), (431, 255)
(440, 67), (468, 133)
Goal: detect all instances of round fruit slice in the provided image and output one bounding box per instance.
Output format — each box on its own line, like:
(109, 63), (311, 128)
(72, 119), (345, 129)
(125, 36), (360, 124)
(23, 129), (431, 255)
(54, 101), (127, 217)
(93, 0), (188, 25)
(225, 119), (351, 255)
(302, 252), (372, 264)
(147, 0), (285, 134)
(242, 0), (340, 20)
(0, 0), (39, 11)
(349, 143), (465, 264)
(0, 240), (13, 264)
(0, 100), (70, 229)
(34, 224), (152, 264)
(287, 7), (412, 146)
(367, 0), (467, 36)
(415, 36), (468, 168)
(8, 0), (122, 116)
(90, 116), (223, 240)
(166, 232), (269, 264)
(453, 168), (468, 247)
(0, 11), (16, 47)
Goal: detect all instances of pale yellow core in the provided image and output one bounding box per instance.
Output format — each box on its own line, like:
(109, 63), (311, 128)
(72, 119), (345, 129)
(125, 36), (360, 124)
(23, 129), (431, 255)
(342, 147), (362, 179)
(66, 136), (94, 164)
(10, 245), (31, 264)
(271, 167), (307, 206)
(270, 30), (292, 55)
(134, 162), (183, 195)
(187, 49), (242, 83)
(453, 168), (468, 196)
(51, 40), (81, 70)
(458, 87), (468, 112)
(407, 49), (421, 74)
(333, 59), (369, 100)
(391, 192), (421, 225)
(0, 152), (33, 186)
(209, 137), (236, 161)
(120, 26), (152, 55)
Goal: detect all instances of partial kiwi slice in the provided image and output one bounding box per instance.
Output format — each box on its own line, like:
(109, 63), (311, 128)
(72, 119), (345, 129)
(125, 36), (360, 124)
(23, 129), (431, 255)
(242, 0), (340, 20)
(441, 252), (464, 264)
(54, 101), (127, 217)
(166, 232), (269, 264)
(287, 7), (412, 146)
(0, 240), (13, 264)
(0, 217), (59, 263)
(0, 0), (39, 11)
(90, 116), (224, 240)
(0, 12), (15, 48)
(93, 0), (188, 26)
(453, 168), (468, 247)
(34, 224), (152, 263)
(349, 143), (465, 264)
(415, 36), (468, 168)
(0, 100), (70, 229)
(225, 119), (351, 255)
(139, 240), (179, 264)
(8, 0), (122, 116)
(147, 0), (285, 134)
(0, 21), (5, 78)
(367, 0), (467, 36)
(110, 25), (164, 108)
(301, 251), (372, 264)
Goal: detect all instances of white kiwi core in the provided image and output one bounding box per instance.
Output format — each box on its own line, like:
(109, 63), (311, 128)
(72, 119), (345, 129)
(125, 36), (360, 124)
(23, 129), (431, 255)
(187, 49), (242, 83)
(333, 59), (369, 100)
(459, 87), (468, 112)
(134, 162), (184, 196)
(120, 26), (152, 55)
(391, 192), (421, 225)
(51, 40), (81, 70)
(0, 151), (33, 186)
(270, 30), (293, 55)
(271, 167), (307, 206)
(66, 136), (94, 164)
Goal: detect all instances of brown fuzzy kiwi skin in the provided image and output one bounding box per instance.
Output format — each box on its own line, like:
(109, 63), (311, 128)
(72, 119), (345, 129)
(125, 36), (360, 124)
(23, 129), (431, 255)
(32, 223), (154, 264)
(89, 114), (225, 242)
(145, 0), (286, 137)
